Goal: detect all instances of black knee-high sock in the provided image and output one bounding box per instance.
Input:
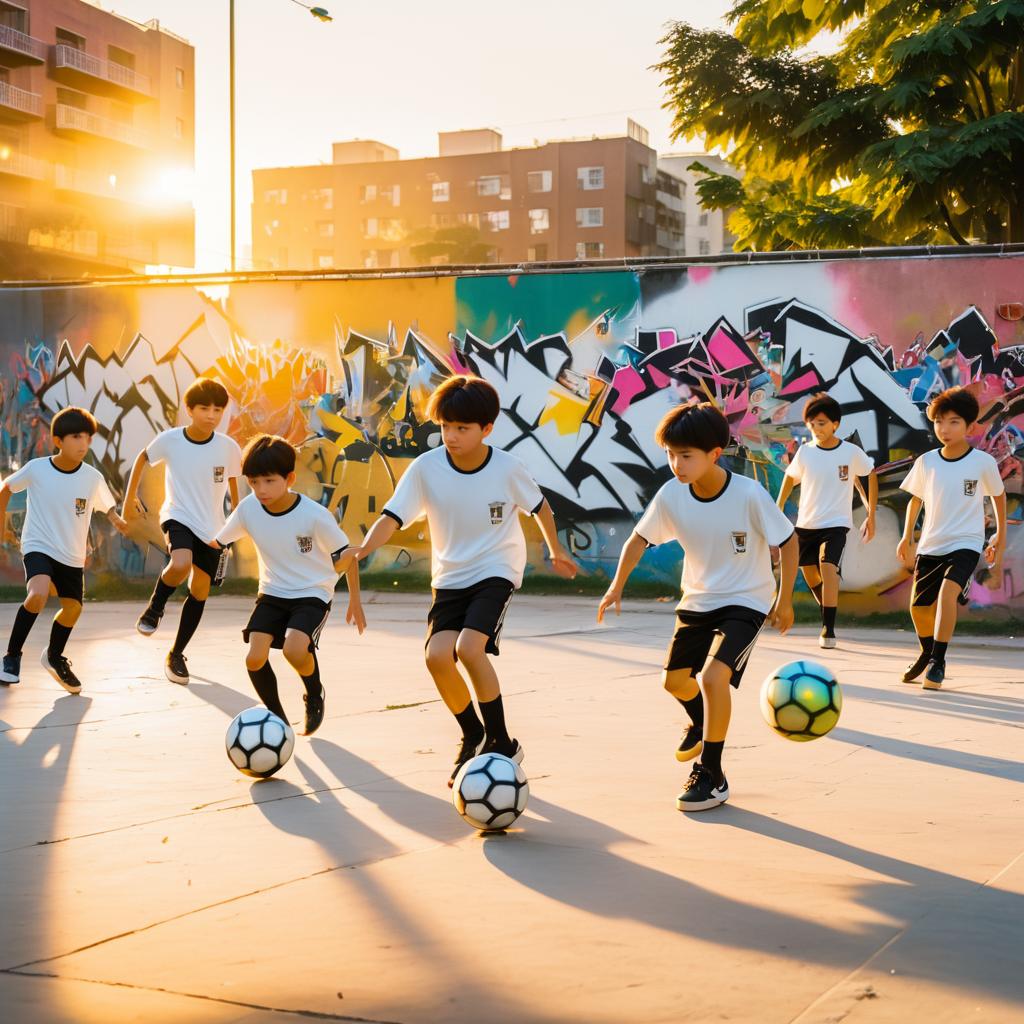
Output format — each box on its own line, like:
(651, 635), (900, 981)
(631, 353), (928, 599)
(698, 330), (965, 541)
(7, 606), (38, 655)
(299, 649), (321, 696)
(821, 606), (837, 635)
(479, 694), (511, 746)
(171, 595), (205, 655)
(48, 621), (73, 658)
(931, 640), (949, 664)
(918, 633), (934, 656)
(454, 701), (484, 742)
(677, 692), (704, 730)
(701, 740), (725, 783)
(248, 663), (286, 720)
(150, 577), (177, 613)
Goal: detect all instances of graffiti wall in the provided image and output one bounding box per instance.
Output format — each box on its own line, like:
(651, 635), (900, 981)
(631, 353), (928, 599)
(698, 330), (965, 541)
(1, 252), (1022, 614)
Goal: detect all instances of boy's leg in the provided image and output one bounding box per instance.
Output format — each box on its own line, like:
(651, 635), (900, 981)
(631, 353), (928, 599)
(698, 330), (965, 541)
(455, 628), (522, 761)
(245, 632), (285, 720)
(139, 547), (192, 635)
(40, 595), (84, 694)
(1, 575), (50, 683)
(664, 667), (704, 761)
(818, 561), (840, 647)
(165, 567), (211, 685)
(801, 564), (823, 607)
(425, 631), (486, 786)
(282, 628), (324, 736)
(924, 578), (964, 689)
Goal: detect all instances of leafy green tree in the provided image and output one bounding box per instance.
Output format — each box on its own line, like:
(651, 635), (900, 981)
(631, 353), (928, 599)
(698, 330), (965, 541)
(408, 224), (495, 265)
(655, 1), (1024, 249)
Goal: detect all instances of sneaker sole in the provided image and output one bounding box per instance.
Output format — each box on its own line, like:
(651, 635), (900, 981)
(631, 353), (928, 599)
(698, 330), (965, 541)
(675, 740), (703, 763)
(819, 637), (837, 649)
(40, 651), (81, 694)
(676, 790), (729, 812)
(922, 679), (943, 690)
(137, 623), (158, 636)
(164, 665), (189, 685)
(0, 670), (20, 684)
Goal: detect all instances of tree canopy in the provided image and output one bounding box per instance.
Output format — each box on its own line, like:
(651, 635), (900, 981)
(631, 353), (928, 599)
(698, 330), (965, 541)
(655, 0), (1024, 249)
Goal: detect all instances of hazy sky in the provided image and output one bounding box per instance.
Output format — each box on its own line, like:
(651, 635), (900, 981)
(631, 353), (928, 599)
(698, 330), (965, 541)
(99, 0), (733, 270)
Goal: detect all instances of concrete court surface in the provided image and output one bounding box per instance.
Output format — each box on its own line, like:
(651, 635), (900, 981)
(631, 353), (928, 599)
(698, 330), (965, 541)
(0, 593), (1021, 1024)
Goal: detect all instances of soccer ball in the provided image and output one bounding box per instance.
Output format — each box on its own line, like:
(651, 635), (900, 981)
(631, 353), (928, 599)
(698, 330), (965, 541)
(225, 706), (295, 778)
(452, 753), (529, 831)
(759, 660), (842, 742)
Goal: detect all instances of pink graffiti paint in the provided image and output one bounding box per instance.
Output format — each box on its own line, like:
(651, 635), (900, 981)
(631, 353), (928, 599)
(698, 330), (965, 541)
(610, 367), (646, 413)
(707, 326), (752, 371)
(780, 369), (822, 395)
(687, 266), (715, 286)
(657, 329), (677, 349)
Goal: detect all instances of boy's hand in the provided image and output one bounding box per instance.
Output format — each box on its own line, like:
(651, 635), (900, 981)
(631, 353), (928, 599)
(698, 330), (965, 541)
(860, 513), (876, 543)
(548, 545), (577, 579)
(109, 513), (130, 536)
(333, 548), (356, 575)
(984, 539), (1003, 565)
(122, 497), (144, 522)
(896, 536), (913, 566)
(769, 597), (794, 635)
(346, 600), (366, 634)
(597, 585), (623, 624)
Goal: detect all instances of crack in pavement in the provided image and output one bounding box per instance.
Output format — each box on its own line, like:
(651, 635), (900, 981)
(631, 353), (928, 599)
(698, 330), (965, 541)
(0, 969), (405, 1022)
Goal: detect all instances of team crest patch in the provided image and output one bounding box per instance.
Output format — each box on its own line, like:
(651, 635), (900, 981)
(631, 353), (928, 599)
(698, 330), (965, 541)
(74, 498), (87, 516)
(213, 466), (225, 483)
(731, 531), (748, 554)
(838, 465), (849, 481)
(488, 501), (505, 525)
(964, 479), (978, 496)
(297, 536), (313, 553)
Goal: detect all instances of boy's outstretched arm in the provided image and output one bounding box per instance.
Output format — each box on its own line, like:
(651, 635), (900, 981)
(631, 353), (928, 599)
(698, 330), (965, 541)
(597, 532), (648, 623)
(0, 484), (13, 546)
(897, 497), (922, 565)
(344, 560), (366, 633)
(532, 499), (577, 578)
(769, 533), (798, 634)
(353, 513), (399, 561)
(121, 449), (148, 520)
(107, 508), (129, 536)
(228, 476), (240, 511)
(776, 475), (796, 511)
(857, 473), (879, 541)
(984, 492), (1007, 589)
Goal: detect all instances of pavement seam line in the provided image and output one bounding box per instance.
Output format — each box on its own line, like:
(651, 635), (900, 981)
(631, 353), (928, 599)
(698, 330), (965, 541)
(0, 969), (404, 1023)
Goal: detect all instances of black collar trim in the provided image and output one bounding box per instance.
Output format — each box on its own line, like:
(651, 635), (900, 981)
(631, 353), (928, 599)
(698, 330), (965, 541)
(690, 470), (731, 503)
(261, 494), (301, 517)
(183, 427), (215, 446)
(48, 457), (82, 475)
(938, 447), (973, 464)
(445, 446), (493, 475)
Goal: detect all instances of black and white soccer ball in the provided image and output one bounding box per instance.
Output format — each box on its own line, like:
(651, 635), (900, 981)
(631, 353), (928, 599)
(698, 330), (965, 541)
(452, 753), (529, 831)
(225, 706), (295, 778)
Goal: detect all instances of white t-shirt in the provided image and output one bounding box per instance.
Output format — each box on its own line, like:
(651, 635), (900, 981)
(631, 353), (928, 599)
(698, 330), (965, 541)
(900, 447), (1004, 556)
(216, 493), (349, 603)
(785, 439), (874, 529)
(5, 457), (116, 567)
(635, 471), (794, 614)
(146, 428), (242, 544)
(383, 446), (545, 590)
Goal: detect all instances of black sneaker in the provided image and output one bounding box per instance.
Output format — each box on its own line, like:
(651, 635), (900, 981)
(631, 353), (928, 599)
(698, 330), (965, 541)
(137, 605), (163, 636)
(923, 661), (945, 690)
(448, 732), (484, 789)
(40, 649), (82, 694)
(165, 651), (189, 685)
(901, 650), (931, 683)
(302, 684), (326, 735)
(0, 652), (21, 684)
(675, 724), (703, 762)
(478, 735), (525, 765)
(676, 764), (729, 812)
(819, 631), (837, 650)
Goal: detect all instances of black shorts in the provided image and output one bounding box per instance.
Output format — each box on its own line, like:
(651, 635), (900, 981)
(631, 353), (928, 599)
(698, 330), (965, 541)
(911, 549), (979, 606)
(427, 576), (516, 656)
(796, 526), (849, 571)
(664, 604), (767, 689)
(242, 594), (332, 650)
(23, 552), (84, 603)
(162, 520), (223, 580)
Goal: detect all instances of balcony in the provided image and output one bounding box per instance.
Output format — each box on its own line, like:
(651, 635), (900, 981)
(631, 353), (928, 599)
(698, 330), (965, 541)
(0, 201), (25, 243)
(55, 103), (147, 149)
(0, 149), (47, 180)
(0, 24), (46, 66)
(54, 164), (121, 201)
(0, 80), (42, 121)
(53, 45), (151, 101)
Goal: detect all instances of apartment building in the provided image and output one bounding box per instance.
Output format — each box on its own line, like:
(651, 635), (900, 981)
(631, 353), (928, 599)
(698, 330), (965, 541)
(0, 0), (194, 276)
(658, 153), (740, 257)
(251, 122), (659, 271)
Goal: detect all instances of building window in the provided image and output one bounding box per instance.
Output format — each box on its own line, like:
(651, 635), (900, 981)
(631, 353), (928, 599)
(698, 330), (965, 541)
(174, 117), (184, 140)
(527, 170), (552, 193)
(56, 28), (85, 50)
(362, 217), (378, 238)
(263, 188), (287, 205)
(457, 212), (480, 229)
(576, 207), (604, 228)
(432, 181), (450, 202)
(380, 184), (400, 207)
(378, 218), (403, 241)
(577, 166), (604, 190)
(699, 211), (709, 226)
(57, 87), (88, 110)
(314, 250), (333, 269)
(316, 221), (334, 238)
(108, 45), (135, 70)
(309, 187), (333, 209)
(431, 212), (454, 228)
(640, 163), (654, 185)
(477, 175), (502, 197)
(576, 241), (605, 259)
(527, 244), (549, 262)
(175, 67), (185, 89)
(361, 250), (378, 269)
(482, 210), (509, 231)
(359, 184), (377, 203)
(698, 239), (712, 255)
(528, 208), (549, 234)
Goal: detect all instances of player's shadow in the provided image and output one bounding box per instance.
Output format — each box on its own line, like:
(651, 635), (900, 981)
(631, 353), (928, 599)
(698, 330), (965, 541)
(694, 805), (1024, 1006)
(828, 726), (1024, 783)
(840, 681), (1024, 727)
(187, 674), (255, 720)
(481, 794), (897, 969)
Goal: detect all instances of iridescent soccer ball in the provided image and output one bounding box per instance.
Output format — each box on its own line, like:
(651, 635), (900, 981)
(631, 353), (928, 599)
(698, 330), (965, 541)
(759, 660), (842, 742)
(225, 706), (295, 778)
(452, 752), (530, 831)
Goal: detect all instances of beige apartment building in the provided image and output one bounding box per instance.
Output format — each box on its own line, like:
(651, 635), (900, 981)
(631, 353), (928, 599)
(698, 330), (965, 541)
(251, 122), (662, 271)
(0, 0), (194, 276)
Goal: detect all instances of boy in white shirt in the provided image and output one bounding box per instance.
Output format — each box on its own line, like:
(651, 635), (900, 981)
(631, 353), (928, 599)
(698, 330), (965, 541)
(776, 393), (877, 649)
(598, 402), (797, 812)
(353, 376), (577, 787)
(215, 434), (364, 735)
(122, 377), (243, 686)
(897, 387), (1005, 689)
(0, 407), (128, 692)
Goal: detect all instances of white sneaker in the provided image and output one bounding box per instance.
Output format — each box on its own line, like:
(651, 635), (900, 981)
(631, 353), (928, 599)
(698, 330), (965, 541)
(819, 634), (837, 649)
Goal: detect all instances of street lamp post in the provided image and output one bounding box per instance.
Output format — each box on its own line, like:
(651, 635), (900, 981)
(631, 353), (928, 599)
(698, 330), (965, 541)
(229, 0), (332, 272)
